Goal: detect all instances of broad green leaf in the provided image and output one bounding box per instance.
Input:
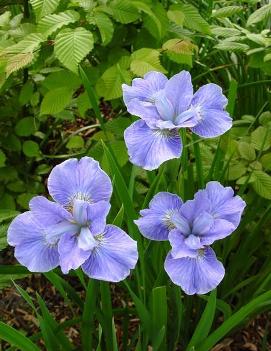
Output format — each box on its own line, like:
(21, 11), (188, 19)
(30, 0), (60, 20)
(42, 69), (81, 90)
(40, 87), (73, 115)
(0, 224), (8, 250)
(22, 140), (40, 157)
(169, 3), (210, 34)
(260, 153), (271, 170)
(96, 64), (132, 100)
(0, 149), (6, 167)
(247, 3), (271, 26)
(0, 209), (19, 222)
(55, 27), (94, 72)
(215, 41), (249, 51)
(227, 163), (247, 180)
(252, 170), (271, 199)
(162, 39), (197, 55)
(66, 135), (85, 149)
(211, 26), (241, 38)
(197, 290), (271, 351)
(37, 10), (79, 37)
(93, 12), (114, 45)
(238, 142), (256, 161)
(259, 111), (271, 126)
(19, 81), (34, 105)
(167, 9), (185, 25)
(0, 322), (40, 351)
(251, 126), (271, 151)
(186, 290), (216, 351)
(130, 48), (166, 76)
(212, 6), (243, 18)
(132, 1), (162, 38)
(110, 0), (140, 24)
(5, 52), (34, 75)
(1, 33), (44, 55)
(15, 117), (37, 136)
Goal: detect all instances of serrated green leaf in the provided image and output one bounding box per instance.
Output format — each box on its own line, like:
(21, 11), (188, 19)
(247, 3), (271, 26)
(1, 33), (45, 55)
(251, 126), (271, 151)
(162, 39), (197, 55)
(55, 27), (94, 72)
(132, 1), (162, 38)
(211, 26), (241, 38)
(37, 10), (79, 37)
(212, 6), (243, 18)
(110, 0), (140, 24)
(167, 9), (185, 26)
(40, 87), (73, 115)
(215, 41), (249, 51)
(252, 170), (271, 199)
(130, 48), (166, 76)
(238, 142), (256, 161)
(170, 3), (210, 34)
(96, 63), (131, 100)
(260, 153), (271, 170)
(30, 0), (61, 20)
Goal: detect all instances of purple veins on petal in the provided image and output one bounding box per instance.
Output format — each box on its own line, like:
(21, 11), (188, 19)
(47, 156), (112, 207)
(7, 212), (60, 272)
(164, 247), (225, 295)
(82, 225), (138, 282)
(122, 71), (167, 106)
(135, 192), (183, 241)
(190, 83), (232, 138)
(124, 119), (182, 171)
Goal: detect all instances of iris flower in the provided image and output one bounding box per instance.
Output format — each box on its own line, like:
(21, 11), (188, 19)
(122, 71), (232, 170)
(8, 157), (138, 282)
(135, 181), (246, 295)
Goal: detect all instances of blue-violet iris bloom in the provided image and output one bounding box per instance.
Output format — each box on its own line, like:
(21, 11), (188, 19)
(135, 181), (246, 295)
(122, 71), (232, 170)
(8, 157), (138, 282)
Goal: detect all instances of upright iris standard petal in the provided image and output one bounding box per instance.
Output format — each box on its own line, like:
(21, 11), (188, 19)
(190, 83), (232, 138)
(164, 247), (225, 295)
(122, 71), (167, 105)
(82, 225), (138, 282)
(124, 120), (182, 170)
(48, 156), (112, 206)
(135, 192), (183, 240)
(162, 71), (193, 116)
(7, 212), (60, 272)
(204, 181), (246, 227)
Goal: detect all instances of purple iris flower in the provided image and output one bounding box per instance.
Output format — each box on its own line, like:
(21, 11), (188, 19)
(8, 157), (138, 282)
(122, 71), (232, 170)
(135, 181), (246, 295)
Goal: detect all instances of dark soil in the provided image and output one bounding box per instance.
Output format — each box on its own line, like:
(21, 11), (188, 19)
(0, 248), (270, 350)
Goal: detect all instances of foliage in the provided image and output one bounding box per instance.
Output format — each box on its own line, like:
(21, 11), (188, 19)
(0, 0), (271, 350)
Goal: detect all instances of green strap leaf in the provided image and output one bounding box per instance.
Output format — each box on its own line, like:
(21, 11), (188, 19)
(55, 27), (94, 73)
(197, 290), (271, 351)
(186, 290), (217, 351)
(0, 322), (40, 351)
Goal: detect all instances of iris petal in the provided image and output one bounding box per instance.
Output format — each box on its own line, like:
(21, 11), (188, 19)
(124, 120), (182, 170)
(164, 247), (225, 295)
(82, 225), (138, 282)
